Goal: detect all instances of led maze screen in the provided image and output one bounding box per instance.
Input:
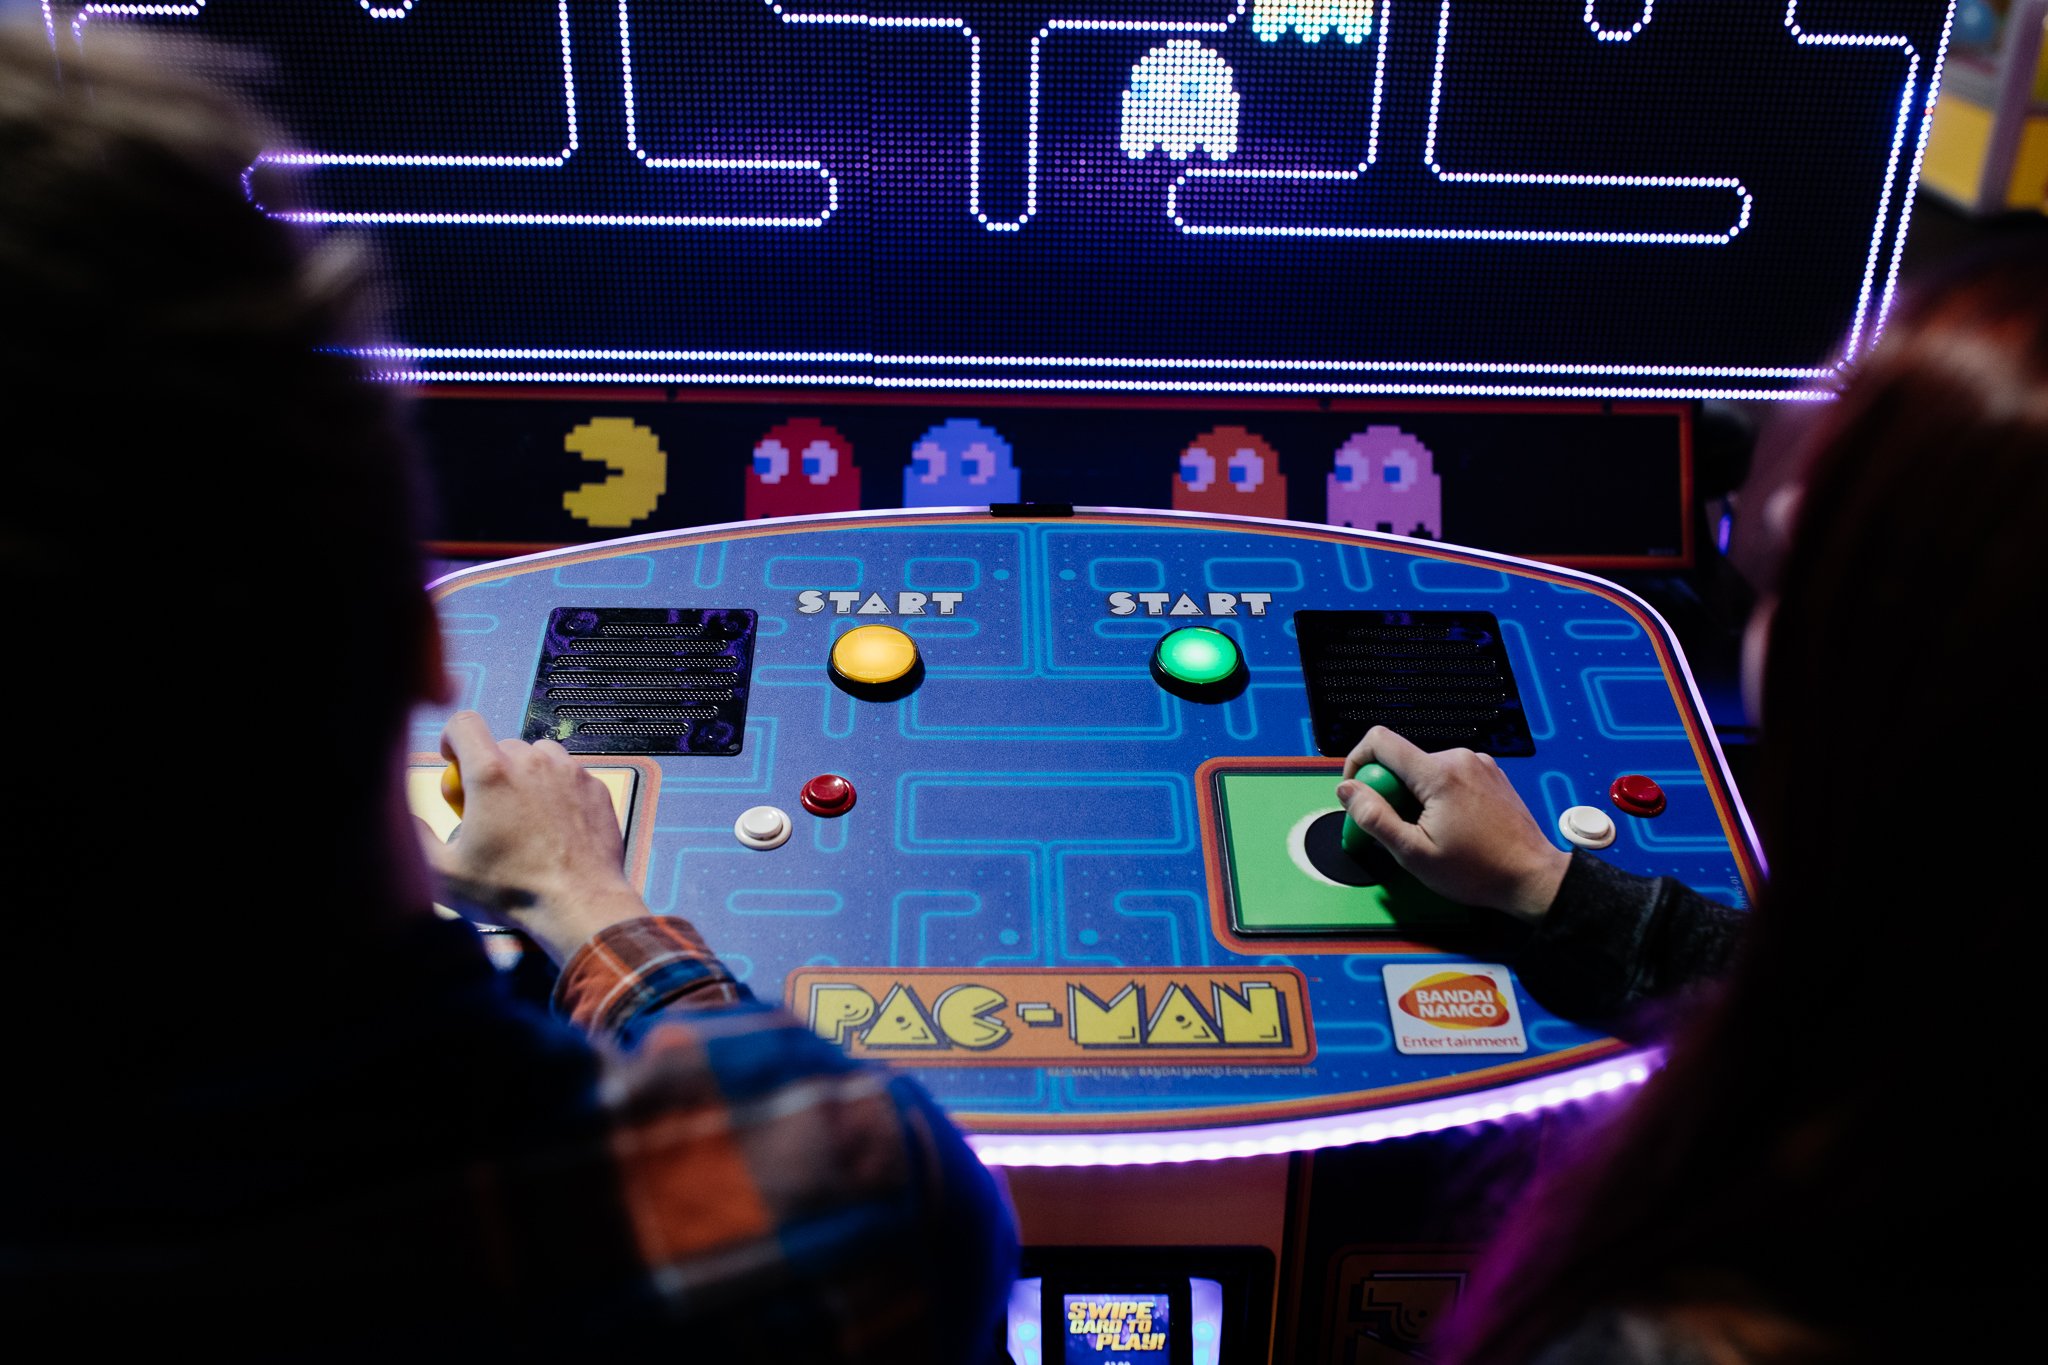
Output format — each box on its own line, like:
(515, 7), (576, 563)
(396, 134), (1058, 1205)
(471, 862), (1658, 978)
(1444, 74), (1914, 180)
(83, 0), (1958, 399)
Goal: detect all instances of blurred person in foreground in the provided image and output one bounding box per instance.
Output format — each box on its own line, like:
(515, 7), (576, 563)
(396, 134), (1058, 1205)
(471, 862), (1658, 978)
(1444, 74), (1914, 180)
(1330, 244), (2046, 1362)
(0, 26), (1014, 1360)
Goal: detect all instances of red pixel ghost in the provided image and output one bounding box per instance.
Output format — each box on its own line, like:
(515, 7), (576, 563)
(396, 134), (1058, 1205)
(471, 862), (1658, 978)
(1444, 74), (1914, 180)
(1171, 425), (1288, 519)
(745, 418), (861, 520)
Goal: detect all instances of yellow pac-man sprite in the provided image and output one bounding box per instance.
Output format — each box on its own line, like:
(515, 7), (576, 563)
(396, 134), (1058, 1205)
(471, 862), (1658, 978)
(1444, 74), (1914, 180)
(563, 418), (667, 527)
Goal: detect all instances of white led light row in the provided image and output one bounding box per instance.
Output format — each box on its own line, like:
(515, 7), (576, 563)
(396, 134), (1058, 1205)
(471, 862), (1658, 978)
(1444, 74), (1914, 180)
(79, 2), (200, 15)
(615, 1), (841, 225)
(1423, 1), (1752, 237)
(278, 207), (831, 228)
(750, 2), (1251, 232)
(1780, 0), (1957, 356)
(867, 377), (1834, 399)
(262, 0), (575, 170)
(353, 347), (873, 363)
(355, 346), (1828, 380)
(380, 371), (866, 386)
(72, 1), (200, 44)
(968, 1054), (1659, 1167)
(378, 368), (1832, 402)
(877, 356), (1830, 377)
(87, 1), (579, 175)
(1176, 0), (1751, 244)
(1583, 0), (1652, 43)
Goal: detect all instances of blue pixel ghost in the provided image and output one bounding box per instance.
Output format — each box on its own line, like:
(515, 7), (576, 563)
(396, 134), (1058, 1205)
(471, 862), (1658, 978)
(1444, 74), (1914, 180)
(902, 418), (1021, 507)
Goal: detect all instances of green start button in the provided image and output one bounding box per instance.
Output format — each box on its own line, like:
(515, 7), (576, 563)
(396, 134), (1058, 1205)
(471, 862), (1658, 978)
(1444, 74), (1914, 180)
(1155, 627), (1239, 684)
(1150, 626), (1247, 702)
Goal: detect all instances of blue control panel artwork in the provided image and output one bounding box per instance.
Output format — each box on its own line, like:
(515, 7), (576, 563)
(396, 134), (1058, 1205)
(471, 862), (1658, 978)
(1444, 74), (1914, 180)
(81, 1), (1955, 395)
(423, 509), (1759, 1133)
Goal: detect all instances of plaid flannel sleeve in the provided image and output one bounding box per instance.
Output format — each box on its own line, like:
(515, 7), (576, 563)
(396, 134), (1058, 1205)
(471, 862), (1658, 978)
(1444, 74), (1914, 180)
(552, 916), (1018, 1362)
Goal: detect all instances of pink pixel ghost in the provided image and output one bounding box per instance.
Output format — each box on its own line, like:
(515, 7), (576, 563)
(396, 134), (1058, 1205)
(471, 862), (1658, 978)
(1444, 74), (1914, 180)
(1326, 426), (1443, 539)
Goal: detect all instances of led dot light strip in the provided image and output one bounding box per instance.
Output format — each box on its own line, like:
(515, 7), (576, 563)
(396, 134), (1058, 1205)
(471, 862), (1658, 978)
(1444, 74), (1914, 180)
(968, 1049), (1659, 1166)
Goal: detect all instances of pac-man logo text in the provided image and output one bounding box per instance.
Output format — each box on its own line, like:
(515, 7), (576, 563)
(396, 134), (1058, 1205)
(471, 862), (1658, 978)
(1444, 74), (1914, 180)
(786, 967), (1315, 1066)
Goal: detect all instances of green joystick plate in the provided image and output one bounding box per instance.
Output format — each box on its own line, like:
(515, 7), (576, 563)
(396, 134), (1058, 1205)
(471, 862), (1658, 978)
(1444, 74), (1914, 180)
(1341, 762), (1421, 857)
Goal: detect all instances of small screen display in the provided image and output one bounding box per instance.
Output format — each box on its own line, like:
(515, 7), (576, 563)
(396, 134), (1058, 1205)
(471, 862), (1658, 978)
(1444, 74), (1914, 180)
(1064, 1293), (1170, 1363)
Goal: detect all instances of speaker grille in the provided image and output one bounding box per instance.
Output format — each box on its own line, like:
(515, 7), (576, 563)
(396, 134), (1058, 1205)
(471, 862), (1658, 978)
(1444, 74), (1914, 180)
(521, 607), (756, 755)
(1294, 610), (1536, 758)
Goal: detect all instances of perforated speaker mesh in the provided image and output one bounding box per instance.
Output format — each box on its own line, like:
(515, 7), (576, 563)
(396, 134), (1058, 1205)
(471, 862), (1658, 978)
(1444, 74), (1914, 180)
(521, 607), (756, 755)
(1294, 610), (1535, 758)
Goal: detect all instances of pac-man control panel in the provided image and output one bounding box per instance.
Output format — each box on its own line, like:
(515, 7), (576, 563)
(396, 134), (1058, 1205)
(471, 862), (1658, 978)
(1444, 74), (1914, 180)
(418, 508), (1760, 1138)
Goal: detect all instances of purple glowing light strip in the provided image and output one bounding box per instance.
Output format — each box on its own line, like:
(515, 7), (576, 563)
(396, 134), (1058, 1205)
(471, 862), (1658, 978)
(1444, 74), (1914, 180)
(968, 1049), (1661, 1167)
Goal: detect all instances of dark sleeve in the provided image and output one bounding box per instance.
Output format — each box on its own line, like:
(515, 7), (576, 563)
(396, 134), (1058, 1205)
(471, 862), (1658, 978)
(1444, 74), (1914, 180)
(1507, 851), (1747, 1031)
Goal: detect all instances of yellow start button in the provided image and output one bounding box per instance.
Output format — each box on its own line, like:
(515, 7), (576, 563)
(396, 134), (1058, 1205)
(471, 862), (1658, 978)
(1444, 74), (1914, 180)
(830, 624), (920, 686)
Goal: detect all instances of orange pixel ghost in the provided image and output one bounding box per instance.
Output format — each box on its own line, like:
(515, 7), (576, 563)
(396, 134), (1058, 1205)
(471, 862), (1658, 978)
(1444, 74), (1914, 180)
(1171, 425), (1288, 519)
(745, 418), (861, 520)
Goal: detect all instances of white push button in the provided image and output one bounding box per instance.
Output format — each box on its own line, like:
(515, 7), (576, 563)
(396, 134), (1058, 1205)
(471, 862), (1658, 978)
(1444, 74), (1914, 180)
(735, 804), (792, 850)
(1559, 805), (1616, 850)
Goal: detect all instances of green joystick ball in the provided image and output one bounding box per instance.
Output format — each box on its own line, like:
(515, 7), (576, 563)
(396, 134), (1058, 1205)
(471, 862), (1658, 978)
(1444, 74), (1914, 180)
(1341, 762), (1422, 858)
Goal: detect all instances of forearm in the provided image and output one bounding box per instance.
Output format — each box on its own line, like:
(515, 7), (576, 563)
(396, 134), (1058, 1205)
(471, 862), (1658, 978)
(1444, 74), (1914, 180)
(1508, 851), (1747, 1029)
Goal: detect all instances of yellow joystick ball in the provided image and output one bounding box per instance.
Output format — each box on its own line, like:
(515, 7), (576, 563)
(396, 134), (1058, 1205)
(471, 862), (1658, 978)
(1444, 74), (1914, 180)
(830, 624), (920, 689)
(440, 760), (464, 818)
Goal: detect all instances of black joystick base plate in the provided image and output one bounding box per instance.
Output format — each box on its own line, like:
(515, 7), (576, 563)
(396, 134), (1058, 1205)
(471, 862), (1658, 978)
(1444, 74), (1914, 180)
(1302, 810), (1400, 887)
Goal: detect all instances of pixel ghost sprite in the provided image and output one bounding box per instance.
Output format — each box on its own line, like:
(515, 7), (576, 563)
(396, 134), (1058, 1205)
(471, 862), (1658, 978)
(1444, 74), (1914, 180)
(902, 418), (1021, 507)
(1326, 426), (1442, 538)
(1173, 426), (1288, 519)
(746, 418), (861, 520)
(1121, 41), (1239, 162)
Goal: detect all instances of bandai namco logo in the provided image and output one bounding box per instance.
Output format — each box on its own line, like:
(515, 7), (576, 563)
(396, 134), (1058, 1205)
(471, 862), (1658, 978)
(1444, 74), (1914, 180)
(1395, 972), (1512, 1030)
(1380, 963), (1527, 1055)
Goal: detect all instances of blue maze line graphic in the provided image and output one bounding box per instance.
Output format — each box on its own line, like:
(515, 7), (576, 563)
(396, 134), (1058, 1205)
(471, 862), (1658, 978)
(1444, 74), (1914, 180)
(616, 2), (840, 227)
(1168, 0), (1753, 243)
(889, 890), (984, 965)
(764, 1), (1253, 231)
(1579, 668), (1688, 742)
(895, 771), (1196, 967)
(1110, 890), (1208, 966)
(94, 0), (840, 228)
(1171, 1), (1761, 245)
(1498, 620), (1555, 741)
(1168, 0), (1948, 363)
(1582, 0), (1654, 44)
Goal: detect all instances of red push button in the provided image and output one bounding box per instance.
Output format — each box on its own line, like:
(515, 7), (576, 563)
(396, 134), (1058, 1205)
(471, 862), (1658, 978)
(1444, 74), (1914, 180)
(800, 773), (857, 817)
(1610, 774), (1666, 818)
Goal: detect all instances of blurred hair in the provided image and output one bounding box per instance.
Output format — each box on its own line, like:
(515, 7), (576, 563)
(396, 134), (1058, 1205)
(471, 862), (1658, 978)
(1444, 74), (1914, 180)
(0, 26), (434, 1034)
(1441, 243), (2048, 1363)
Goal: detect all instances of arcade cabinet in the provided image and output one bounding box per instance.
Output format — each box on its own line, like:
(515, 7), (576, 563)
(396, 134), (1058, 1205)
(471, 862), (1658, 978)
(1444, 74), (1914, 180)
(416, 506), (1757, 1364)
(75, 0), (1967, 1357)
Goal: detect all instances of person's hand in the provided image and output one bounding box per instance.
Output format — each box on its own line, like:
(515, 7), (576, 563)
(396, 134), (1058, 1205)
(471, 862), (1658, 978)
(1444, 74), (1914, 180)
(416, 711), (652, 963)
(1336, 726), (1571, 922)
